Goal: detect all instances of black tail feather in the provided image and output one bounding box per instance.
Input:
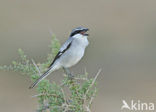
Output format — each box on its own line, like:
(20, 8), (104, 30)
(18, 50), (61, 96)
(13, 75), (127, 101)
(29, 68), (51, 89)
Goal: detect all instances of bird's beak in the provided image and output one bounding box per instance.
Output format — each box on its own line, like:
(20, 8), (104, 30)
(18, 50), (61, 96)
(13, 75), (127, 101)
(84, 28), (89, 32)
(81, 28), (89, 36)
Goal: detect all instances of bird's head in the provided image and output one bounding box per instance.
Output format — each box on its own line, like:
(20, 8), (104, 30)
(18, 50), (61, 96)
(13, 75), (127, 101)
(70, 27), (89, 37)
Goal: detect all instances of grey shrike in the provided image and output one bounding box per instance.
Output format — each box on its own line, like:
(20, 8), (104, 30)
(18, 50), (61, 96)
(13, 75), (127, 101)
(29, 27), (89, 89)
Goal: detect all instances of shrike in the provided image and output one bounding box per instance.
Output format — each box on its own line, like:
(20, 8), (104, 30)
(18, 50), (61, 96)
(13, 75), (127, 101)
(29, 27), (89, 89)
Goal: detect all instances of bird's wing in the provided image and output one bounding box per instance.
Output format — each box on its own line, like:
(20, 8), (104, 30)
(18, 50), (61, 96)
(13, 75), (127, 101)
(60, 37), (73, 52)
(29, 37), (74, 89)
(48, 37), (73, 68)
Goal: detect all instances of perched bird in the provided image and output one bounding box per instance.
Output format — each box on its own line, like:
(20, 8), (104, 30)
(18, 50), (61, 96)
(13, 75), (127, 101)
(29, 27), (89, 89)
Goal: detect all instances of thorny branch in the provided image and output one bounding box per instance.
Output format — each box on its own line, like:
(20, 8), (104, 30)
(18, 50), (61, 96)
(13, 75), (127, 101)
(31, 59), (101, 112)
(0, 36), (101, 112)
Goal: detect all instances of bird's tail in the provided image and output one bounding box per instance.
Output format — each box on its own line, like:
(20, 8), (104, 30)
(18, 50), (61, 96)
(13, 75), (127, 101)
(29, 66), (54, 89)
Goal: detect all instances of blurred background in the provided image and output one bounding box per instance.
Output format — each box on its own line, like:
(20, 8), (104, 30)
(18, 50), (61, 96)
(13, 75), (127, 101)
(0, 0), (156, 112)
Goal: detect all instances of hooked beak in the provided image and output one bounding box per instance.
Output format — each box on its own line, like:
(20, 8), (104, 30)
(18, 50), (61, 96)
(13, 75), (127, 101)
(81, 28), (89, 36)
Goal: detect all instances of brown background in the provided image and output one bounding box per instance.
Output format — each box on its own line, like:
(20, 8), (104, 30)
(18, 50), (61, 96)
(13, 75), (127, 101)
(0, 0), (156, 112)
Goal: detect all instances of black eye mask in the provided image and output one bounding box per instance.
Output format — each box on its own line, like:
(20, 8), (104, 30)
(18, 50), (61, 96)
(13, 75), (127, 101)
(70, 30), (82, 37)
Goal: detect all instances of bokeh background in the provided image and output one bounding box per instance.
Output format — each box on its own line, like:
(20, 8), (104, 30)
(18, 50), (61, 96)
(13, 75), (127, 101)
(0, 0), (156, 112)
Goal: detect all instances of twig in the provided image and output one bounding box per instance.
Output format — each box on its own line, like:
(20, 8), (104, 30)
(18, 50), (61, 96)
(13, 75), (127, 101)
(31, 59), (42, 76)
(32, 93), (58, 98)
(61, 88), (67, 103)
(86, 106), (91, 112)
(84, 69), (102, 112)
(73, 77), (88, 81)
(88, 91), (96, 108)
(85, 69), (101, 96)
(61, 88), (68, 112)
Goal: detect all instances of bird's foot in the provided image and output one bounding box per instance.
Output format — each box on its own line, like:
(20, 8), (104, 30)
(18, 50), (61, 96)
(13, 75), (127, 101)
(63, 67), (74, 79)
(68, 73), (74, 80)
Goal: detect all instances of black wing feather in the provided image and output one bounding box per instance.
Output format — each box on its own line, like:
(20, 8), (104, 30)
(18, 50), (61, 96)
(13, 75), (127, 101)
(48, 42), (72, 68)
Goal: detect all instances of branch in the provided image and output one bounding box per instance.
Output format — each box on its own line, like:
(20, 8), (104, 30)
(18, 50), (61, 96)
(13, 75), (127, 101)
(85, 69), (101, 97)
(84, 69), (102, 112)
(31, 59), (42, 76)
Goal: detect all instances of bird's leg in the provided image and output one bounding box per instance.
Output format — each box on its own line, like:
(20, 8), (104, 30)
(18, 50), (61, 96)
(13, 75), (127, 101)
(63, 67), (74, 79)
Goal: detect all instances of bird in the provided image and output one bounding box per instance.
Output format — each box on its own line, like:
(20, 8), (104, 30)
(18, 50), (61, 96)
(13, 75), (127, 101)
(29, 27), (89, 89)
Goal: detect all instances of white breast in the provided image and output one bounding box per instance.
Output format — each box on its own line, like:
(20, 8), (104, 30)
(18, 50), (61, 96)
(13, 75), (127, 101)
(59, 35), (89, 68)
(73, 34), (89, 48)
